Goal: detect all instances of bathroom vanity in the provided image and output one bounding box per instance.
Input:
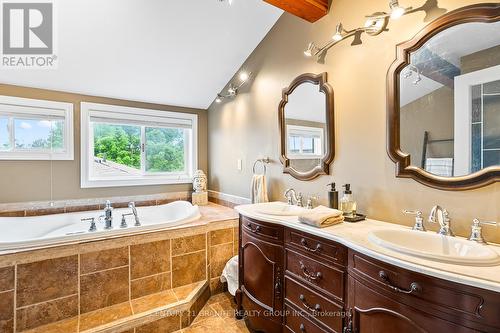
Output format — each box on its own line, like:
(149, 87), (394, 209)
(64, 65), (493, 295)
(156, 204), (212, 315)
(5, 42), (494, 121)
(235, 206), (500, 333)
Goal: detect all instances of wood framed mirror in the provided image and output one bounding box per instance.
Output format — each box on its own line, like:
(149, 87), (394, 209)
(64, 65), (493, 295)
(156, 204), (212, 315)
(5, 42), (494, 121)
(279, 72), (334, 180)
(387, 3), (500, 190)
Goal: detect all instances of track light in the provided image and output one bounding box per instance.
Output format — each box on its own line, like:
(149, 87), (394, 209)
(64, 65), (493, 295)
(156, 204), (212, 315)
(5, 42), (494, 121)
(304, 42), (318, 57)
(214, 71), (252, 104)
(239, 71), (249, 83)
(389, 0), (406, 19)
(332, 23), (344, 41)
(304, 0), (412, 60)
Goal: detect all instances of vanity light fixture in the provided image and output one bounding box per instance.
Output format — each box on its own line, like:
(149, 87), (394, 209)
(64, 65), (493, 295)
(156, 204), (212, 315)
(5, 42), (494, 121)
(403, 64), (422, 85)
(214, 71), (251, 103)
(304, 0), (412, 59)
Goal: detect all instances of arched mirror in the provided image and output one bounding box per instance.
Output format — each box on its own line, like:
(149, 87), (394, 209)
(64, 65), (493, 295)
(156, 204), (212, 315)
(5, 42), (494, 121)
(387, 4), (500, 190)
(279, 73), (334, 180)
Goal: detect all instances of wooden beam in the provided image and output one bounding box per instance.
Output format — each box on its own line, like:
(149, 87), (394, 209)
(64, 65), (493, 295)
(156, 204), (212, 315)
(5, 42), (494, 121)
(263, 0), (329, 23)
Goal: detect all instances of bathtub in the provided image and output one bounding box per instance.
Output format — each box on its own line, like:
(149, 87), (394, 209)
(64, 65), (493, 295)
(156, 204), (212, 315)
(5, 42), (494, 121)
(0, 201), (201, 251)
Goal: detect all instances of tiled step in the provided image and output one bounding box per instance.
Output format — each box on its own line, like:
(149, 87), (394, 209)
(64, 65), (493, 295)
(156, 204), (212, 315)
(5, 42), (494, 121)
(21, 281), (210, 333)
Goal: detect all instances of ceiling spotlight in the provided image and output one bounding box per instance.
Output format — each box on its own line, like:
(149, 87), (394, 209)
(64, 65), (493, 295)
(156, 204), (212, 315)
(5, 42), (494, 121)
(332, 23), (344, 41)
(215, 95), (223, 103)
(239, 71), (249, 83)
(389, 0), (406, 19)
(219, 0), (233, 5)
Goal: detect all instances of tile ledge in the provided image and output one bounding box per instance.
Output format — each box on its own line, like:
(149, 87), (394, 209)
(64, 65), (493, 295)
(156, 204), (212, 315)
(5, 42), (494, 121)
(19, 280), (208, 333)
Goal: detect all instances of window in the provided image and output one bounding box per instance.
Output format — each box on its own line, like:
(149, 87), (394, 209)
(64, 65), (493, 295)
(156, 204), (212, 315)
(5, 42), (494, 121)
(0, 95), (74, 160)
(81, 102), (197, 188)
(286, 124), (324, 159)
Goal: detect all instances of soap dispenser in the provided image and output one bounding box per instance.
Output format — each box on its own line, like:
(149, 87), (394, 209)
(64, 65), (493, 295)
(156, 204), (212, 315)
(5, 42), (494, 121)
(340, 184), (357, 217)
(327, 183), (339, 209)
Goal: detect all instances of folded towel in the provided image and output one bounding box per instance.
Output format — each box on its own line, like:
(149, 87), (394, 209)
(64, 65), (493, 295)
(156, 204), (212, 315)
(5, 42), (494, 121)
(425, 158), (453, 177)
(251, 174), (269, 204)
(298, 205), (344, 228)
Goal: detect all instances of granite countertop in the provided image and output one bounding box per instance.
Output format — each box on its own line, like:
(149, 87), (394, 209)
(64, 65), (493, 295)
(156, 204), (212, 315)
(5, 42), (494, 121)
(235, 203), (500, 293)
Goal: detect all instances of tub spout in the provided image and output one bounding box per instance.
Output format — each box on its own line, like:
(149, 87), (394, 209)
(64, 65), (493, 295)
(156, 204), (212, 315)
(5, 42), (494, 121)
(129, 202), (141, 226)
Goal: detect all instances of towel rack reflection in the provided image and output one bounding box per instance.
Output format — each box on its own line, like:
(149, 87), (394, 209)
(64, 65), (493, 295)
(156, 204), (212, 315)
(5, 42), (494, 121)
(253, 157), (270, 175)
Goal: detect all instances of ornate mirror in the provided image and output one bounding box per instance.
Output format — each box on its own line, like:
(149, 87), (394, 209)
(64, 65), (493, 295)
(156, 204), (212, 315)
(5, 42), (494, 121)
(279, 73), (334, 180)
(387, 4), (500, 190)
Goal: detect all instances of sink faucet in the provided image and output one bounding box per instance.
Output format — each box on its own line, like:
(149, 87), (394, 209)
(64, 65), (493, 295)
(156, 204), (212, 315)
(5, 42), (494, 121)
(428, 205), (454, 236)
(101, 200), (113, 230)
(284, 189), (303, 207)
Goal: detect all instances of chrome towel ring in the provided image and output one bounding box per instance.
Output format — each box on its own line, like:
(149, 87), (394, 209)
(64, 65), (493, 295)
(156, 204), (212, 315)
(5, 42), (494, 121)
(253, 157), (270, 175)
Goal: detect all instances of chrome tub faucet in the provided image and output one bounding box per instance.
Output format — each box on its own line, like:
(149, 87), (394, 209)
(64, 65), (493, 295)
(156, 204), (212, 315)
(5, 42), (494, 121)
(128, 202), (141, 226)
(100, 200), (113, 230)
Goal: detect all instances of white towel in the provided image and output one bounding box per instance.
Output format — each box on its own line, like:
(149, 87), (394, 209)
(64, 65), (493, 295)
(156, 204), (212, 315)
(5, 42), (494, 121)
(251, 174), (269, 204)
(425, 158), (453, 177)
(298, 205), (344, 228)
(220, 255), (239, 296)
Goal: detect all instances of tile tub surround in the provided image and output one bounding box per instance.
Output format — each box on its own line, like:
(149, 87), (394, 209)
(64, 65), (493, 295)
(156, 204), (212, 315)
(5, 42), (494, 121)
(0, 203), (238, 333)
(0, 192), (192, 217)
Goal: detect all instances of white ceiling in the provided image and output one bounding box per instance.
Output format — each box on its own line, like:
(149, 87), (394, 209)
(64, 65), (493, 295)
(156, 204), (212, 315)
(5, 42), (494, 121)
(285, 83), (326, 123)
(424, 21), (500, 67)
(0, 0), (282, 109)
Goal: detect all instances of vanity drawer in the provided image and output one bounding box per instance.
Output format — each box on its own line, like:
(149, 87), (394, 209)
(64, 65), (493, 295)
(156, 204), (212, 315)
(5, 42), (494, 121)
(285, 276), (343, 333)
(241, 216), (283, 242)
(284, 303), (331, 333)
(286, 249), (345, 302)
(348, 250), (500, 331)
(285, 228), (346, 266)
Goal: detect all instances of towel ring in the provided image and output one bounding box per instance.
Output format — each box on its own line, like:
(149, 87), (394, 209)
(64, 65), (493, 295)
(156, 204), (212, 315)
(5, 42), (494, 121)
(253, 158), (270, 175)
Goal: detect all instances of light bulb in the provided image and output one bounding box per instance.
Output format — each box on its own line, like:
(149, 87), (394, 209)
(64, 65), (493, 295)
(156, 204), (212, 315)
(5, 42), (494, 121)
(239, 72), (249, 82)
(215, 95), (222, 103)
(389, 0), (405, 19)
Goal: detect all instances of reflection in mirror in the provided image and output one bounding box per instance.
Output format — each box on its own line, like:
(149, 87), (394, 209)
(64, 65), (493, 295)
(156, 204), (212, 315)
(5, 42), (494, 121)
(399, 21), (500, 178)
(285, 82), (327, 173)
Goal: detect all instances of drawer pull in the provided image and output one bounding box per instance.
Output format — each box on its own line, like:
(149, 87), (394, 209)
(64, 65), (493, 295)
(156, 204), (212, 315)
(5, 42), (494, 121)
(299, 323), (306, 332)
(300, 238), (322, 253)
(378, 270), (422, 295)
(299, 294), (321, 313)
(299, 261), (323, 281)
(247, 223), (261, 233)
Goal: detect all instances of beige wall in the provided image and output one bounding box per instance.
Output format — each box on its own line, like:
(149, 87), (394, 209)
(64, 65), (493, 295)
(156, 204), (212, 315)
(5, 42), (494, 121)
(400, 86), (454, 166)
(0, 84), (207, 203)
(207, 0), (500, 242)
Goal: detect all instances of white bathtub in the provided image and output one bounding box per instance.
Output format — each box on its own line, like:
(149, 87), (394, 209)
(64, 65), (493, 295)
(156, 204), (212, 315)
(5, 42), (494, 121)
(0, 201), (201, 251)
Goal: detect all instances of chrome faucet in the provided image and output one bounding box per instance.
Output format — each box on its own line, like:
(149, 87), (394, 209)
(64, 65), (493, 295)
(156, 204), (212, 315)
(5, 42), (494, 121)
(428, 205), (454, 236)
(284, 189), (303, 207)
(403, 210), (426, 231)
(101, 200), (113, 230)
(468, 219), (497, 244)
(128, 202), (141, 226)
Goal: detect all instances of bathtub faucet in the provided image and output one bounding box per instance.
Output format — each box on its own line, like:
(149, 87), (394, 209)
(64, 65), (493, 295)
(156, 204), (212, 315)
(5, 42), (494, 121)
(128, 202), (141, 226)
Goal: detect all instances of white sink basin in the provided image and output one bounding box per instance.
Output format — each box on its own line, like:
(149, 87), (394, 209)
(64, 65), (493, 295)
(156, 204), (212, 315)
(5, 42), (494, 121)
(368, 229), (500, 266)
(253, 202), (307, 216)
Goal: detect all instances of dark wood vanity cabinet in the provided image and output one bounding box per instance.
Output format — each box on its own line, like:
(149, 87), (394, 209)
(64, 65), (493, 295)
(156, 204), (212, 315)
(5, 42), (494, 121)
(237, 216), (500, 333)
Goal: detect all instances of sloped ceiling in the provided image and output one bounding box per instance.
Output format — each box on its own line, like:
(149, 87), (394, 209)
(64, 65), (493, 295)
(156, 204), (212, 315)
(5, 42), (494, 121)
(0, 0), (282, 109)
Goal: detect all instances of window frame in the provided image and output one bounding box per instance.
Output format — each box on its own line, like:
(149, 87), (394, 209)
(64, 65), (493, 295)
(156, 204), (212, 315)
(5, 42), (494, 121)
(80, 102), (198, 188)
(286, 124), (324, 159)
(0, 95), (74, 160)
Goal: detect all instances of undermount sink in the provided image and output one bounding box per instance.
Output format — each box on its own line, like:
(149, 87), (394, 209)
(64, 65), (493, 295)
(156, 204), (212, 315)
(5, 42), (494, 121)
(253, 202), (307, 216)
(368, 229), (500, 266)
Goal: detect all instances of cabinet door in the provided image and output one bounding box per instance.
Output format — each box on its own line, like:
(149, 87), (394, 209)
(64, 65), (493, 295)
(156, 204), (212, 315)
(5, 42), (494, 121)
(346, 277), (476, 333)
(240, 228), (284, 332)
